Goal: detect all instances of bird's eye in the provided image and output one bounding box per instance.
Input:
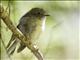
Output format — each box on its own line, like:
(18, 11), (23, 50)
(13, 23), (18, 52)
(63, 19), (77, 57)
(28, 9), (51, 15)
(37, 12), (40, 14)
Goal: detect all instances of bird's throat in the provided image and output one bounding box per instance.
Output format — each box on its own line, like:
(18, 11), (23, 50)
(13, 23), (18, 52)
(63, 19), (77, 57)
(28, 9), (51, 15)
(41, 17), (46, 32)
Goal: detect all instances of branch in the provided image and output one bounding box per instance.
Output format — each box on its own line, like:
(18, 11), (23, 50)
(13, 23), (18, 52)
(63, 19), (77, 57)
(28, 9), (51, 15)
(0, 5), (43, 60)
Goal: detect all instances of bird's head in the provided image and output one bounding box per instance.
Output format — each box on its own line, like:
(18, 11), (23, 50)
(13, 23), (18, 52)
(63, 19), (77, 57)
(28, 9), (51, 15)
(28, 8), (49, 18)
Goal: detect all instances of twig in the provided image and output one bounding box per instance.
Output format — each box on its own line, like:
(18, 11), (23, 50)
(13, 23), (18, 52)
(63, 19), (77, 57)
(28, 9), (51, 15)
(0, 5), (43, 60)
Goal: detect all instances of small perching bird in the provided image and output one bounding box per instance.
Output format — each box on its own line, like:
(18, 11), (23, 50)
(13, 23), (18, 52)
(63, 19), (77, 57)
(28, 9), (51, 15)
(6, 8), (49, 55)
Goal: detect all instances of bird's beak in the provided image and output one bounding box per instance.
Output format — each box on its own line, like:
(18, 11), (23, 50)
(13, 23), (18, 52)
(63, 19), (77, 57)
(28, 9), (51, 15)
(45, 14), (50, 16)
(44, 13), (50, 16)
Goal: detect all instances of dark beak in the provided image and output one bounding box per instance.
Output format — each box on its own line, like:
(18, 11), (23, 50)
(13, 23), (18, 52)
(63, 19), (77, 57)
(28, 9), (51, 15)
(45, 14), (50, 16)
(44, 13), (50, 16)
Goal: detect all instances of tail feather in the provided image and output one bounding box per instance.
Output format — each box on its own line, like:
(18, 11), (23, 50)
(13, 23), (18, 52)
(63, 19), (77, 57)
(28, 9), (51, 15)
(6, 34), (18, 55)
(6, 34), (26, 55)
(9, 46), (16, 55)
(7, 40), (18, 55)
(6, 34), (15, 48)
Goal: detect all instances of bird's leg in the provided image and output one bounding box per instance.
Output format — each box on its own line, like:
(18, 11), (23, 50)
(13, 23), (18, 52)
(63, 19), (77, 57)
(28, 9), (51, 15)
(33, 44), (39, 51)
(32, 41), (39, 51)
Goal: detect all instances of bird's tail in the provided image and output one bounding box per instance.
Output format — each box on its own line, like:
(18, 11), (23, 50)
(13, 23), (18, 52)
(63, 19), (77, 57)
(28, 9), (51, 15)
(6, 34), (18, 55)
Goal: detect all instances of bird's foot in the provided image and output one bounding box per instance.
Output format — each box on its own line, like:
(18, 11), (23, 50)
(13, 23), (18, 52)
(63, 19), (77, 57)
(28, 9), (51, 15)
(33, 44), (39, 51)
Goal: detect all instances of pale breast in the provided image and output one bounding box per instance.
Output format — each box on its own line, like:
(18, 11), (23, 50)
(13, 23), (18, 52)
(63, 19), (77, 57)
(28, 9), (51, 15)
(31, 17), (46, 42)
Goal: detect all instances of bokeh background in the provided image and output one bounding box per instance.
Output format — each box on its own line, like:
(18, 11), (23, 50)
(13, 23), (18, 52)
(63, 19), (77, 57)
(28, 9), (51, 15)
(1, 1), (79, 60)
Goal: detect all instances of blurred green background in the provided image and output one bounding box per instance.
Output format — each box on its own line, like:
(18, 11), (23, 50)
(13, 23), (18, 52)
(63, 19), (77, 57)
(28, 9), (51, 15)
(1, 1), (79, 60)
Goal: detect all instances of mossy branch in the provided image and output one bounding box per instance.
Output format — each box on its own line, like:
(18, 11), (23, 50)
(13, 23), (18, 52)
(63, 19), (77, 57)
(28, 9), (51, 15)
(0, 5), (43, 60)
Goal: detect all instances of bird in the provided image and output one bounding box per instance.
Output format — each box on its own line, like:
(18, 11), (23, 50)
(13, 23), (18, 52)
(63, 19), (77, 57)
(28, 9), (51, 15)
(6, 8), (49, 55)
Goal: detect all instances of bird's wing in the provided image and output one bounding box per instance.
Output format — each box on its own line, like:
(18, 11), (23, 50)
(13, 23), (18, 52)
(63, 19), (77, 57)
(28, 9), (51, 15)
(6, 34), (15, 48)
(6, 34), (18, 55)
(17, 16), (30, 53)
(17, 16), (30, 36)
